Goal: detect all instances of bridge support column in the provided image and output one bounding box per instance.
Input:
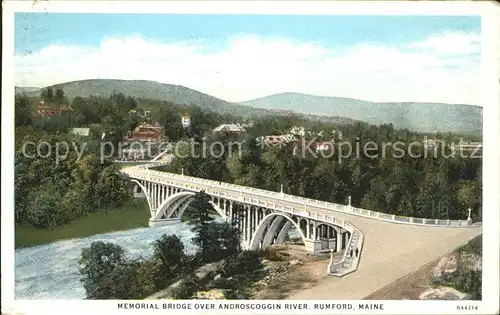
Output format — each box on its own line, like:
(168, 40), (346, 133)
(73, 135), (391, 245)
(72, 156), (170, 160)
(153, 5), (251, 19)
(133, 185), (145, 198)
(336, 231), (344, 252)
(303, 239), (322, 254)
(244, 206), (250, 242)
(262, 216), (284, 248)
(149, 218), (181, 227)
(229, 201), (233, 222)
(276, 221), (292, 243)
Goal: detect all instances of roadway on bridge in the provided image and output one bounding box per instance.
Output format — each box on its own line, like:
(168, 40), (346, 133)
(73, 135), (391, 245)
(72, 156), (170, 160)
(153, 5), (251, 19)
(125, 166), (482, 299)
(287, 222), (481, 300)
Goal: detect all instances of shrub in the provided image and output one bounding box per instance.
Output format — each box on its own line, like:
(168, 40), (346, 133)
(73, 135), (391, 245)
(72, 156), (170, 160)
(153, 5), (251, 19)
(170, 275), (199, 299)
(219, 250), (263, 278)
(259, 247), (283, 261)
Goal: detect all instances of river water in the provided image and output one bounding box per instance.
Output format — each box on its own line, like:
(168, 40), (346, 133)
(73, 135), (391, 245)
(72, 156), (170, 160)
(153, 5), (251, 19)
(15, 221), (197, 300)
(15, 220), (301, 299)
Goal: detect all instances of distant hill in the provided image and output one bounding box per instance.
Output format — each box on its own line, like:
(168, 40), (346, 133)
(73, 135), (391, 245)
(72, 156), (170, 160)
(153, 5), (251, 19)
(15, 86), (40, 94)
(241, 92), (482, 135)
(18, 79), (360, 126)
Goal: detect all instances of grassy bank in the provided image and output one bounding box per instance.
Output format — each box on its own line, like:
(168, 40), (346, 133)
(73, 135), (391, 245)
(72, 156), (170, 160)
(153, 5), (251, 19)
(15, 199), (150, 249)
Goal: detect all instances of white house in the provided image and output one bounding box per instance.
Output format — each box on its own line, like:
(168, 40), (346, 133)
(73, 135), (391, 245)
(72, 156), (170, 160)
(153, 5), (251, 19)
(181, 115), (191, 128)
(70, 128), (90, 137)
(289, 126), (306, 137)
(213, 124), (246, 134)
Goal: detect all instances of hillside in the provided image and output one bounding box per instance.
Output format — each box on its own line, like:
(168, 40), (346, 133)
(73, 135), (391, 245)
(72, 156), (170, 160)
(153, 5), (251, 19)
(20, 80), (359, 126)
(242, 92), (483, 135)
(15, 86), (40, 94)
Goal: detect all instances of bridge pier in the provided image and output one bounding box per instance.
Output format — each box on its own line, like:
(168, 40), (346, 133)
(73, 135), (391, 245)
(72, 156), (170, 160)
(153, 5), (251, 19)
(303, 239), (323, 253)
(149, 218), (181, 227)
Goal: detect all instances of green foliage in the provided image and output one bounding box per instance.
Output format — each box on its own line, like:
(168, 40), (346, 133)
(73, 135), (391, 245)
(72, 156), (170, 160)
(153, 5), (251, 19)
(15, 94), (33, 127)
(15, 129), (132, 228)
(432, 235), (482, 300)
(437, 268), (482, 300)
(456, 235), (482, 257)
(259, 247), (285, 262)
(152, 234), (193, 287)
(169, 275), (200, 299)
(18, 89), (480, 223)
(218, 251), (263, 279)
(187, 191), (241, 263)
(78, 241), (127, 299)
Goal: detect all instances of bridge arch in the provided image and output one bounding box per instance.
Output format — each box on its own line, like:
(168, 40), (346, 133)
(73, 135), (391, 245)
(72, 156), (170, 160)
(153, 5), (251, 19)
(130, 180), (153, 212)
(155, 191), (226, 220)
(249, 213), (308, 250)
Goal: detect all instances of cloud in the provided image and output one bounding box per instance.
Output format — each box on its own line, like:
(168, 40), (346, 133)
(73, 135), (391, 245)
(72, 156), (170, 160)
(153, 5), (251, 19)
(14, 31), (481, 105)
(406, 30), (480, 56)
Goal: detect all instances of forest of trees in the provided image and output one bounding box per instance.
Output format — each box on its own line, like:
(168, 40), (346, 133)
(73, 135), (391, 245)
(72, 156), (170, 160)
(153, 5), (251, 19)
(14, 87), (483, 231)
(163, 123), (482, 222)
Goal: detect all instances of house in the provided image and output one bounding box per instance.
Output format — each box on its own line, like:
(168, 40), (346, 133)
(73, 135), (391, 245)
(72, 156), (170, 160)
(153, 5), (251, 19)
(181, 115), (191, 128)
(292, 140), (334, 155)
(422, 138), (440, 149)
(457, 141), (482, 154)
(125, 123), (164, 142)
(289, 126), (306, 137)
(70, 128), (90, 137)
(121, 148), (148, 160)
(36, 101), (72, 117)
(257, 134), (295, 147)
(213, 124), (246, 135)
(315, 142), (334, 152)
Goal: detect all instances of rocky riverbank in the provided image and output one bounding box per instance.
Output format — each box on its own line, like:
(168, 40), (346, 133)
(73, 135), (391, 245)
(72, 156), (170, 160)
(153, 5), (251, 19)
(145, 244), (342, 300)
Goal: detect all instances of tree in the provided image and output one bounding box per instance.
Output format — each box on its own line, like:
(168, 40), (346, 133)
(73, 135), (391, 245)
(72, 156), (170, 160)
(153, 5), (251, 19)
(189, 191), (220, 263)
(78, 241), (127, 299)
(153, 234), (188, 278)
(218, 221), (241, 256)
(25, 182), (67, 228)
(45, 87), (54, 103)
(15, 94), (33, 127)
(95, 165), (131, 208)
(54, 88), (66, 105)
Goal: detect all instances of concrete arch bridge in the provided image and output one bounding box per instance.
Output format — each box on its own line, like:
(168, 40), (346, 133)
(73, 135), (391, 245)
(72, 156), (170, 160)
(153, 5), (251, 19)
(122, 163), (481, 277)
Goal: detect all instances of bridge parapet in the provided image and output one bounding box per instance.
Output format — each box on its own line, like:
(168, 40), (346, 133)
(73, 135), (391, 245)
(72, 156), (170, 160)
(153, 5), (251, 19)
(122, 164), (481, 229)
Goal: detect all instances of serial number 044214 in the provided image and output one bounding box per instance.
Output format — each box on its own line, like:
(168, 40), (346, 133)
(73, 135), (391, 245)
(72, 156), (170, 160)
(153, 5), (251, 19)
(456, 305), (479, 311)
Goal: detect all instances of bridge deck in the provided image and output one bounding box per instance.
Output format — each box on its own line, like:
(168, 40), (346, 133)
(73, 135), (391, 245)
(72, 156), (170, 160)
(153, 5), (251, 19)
(288, 225), (480, 299)
(122, 163), (482, 296)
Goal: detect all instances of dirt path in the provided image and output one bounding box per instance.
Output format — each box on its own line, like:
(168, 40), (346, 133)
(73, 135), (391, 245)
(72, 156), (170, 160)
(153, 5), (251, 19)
(249, 244), (342, 299)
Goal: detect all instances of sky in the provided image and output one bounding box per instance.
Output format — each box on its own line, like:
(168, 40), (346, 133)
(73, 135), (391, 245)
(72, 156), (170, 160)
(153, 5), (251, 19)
(14, 14), (481, 104)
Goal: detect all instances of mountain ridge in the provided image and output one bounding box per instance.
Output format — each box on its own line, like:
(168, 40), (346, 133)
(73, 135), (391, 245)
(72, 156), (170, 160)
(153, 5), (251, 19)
(241, 92), (482, 135)
(17, 79), (482, 135)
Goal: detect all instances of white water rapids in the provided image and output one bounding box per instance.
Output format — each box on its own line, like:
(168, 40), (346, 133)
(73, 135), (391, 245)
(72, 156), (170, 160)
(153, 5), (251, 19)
(15, 221), (300, 299)
(15, 222), (196, 299)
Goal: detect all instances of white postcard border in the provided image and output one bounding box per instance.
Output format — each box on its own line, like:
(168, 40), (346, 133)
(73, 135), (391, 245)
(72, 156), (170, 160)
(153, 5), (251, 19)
(2, 1), (499, 315)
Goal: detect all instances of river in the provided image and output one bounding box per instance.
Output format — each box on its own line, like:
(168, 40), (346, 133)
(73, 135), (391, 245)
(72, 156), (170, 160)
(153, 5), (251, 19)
(15, 219), (301, 299)
(15, 221), (197, 300)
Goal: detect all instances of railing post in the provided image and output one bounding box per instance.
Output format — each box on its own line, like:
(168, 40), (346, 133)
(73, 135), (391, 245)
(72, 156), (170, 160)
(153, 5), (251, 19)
(391, 215), (396, 220)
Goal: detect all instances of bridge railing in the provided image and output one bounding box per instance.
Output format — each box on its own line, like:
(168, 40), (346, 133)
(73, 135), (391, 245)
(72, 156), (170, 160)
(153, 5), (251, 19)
(123, 166), (480, 228)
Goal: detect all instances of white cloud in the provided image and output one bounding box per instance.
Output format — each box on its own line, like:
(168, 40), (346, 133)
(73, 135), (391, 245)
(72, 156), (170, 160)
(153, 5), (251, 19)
(407, 30), (480, 56)
(14, 31), (481, 105)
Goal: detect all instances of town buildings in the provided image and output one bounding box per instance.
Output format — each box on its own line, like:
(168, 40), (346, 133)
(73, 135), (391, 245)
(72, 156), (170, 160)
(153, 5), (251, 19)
(125, 122), (164, 142)
(36, 101), (72, 117)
